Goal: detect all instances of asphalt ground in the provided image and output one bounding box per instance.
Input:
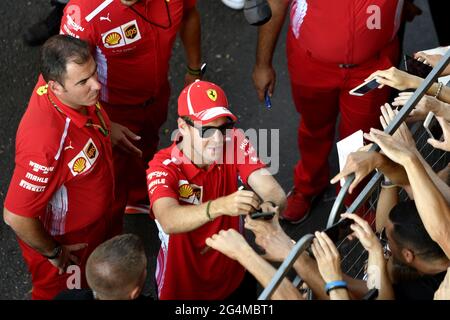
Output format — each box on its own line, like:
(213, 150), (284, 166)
(0, 0), (438, 299)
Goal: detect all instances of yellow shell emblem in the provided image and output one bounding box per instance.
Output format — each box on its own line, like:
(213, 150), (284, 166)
(179, 184), (194, 199)
(73, 157), (87, 174)
(105, 32), (122, 46)
(207, 89), (217, 101)
(36, 85), (48, 96)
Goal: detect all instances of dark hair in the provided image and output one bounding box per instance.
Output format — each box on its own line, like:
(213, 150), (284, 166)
(40, 35), (91, 85)
(86, 234), (147, 299)
(389, 200), (445, 261)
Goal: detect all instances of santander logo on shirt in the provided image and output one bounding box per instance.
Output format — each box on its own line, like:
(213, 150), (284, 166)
(102, 19), (142, 48)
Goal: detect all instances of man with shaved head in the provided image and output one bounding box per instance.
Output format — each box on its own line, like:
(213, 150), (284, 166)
(55, 233), (149, 300)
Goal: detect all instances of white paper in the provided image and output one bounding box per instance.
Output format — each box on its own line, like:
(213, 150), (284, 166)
(336, 130), (364, 187)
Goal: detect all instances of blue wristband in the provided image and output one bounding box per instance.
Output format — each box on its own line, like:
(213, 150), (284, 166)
(325, 280), (348, 295)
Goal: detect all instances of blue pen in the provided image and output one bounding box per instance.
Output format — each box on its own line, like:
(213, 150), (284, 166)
(264, 90), (272, 108)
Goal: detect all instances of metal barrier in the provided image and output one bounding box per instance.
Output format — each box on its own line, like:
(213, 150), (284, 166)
(259, 50), (450, 300)
(258, 234), (314, 300)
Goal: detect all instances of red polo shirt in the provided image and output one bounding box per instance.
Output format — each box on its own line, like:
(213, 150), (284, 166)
(5, 75), (114, 236)
(60, 0), (196, 105)
(288, 0), (402, 65)
(147, 129), (266, 300)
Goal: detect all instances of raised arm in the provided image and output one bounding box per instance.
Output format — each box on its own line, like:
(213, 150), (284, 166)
(206, 228), (303, 300)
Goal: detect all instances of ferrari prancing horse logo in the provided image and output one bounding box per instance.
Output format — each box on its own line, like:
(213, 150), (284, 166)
(207, 89), (217, 101)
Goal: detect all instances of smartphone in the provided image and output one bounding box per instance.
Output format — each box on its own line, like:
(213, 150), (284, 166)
(423, 112), (443, 140)
(323, 218), (353, 243)
(250, 211), (275, 220)
(349, 78), (380, 96)
(404, 54), (432, 78)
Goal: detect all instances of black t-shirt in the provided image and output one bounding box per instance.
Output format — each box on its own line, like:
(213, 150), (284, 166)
(54, 289), (154, 301)
(393, 270), (446, 300)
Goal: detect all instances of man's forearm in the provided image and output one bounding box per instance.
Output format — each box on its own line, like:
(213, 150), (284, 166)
(248, 168), (287, 211)
(4, 209), (57, 257)
(293, 253), (328, 300)
(377, 153), (409, 186)
(403, 155), (450, 256)
(368, 250), (394, 300)
(154, 199), (218, 234)
(237, 246), (303, 300)
(255, 0), (289, 67)
(413, 149), (450, 204)
(427, 82), (450, 104)
(376, 185), (399, 232)
(180, 7), (201, 70)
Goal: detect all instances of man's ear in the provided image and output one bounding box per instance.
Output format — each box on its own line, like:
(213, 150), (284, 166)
(129, 285), (141, 300)
(48, 80), (65, 96)
(402, 248), (415, 264)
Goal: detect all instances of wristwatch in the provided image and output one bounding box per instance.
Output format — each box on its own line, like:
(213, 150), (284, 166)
(43, 245), (62, 260)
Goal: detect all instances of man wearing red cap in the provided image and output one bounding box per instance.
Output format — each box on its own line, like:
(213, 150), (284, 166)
(146, 80), (287, 299)
(60, 0), (202, 234)
(252, 0), (402, 223)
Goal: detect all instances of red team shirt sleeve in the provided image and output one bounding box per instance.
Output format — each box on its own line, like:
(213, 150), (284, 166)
(5, 149), (59, 218)
(146, 164), (180, 209)
(60, 0), (96, 46)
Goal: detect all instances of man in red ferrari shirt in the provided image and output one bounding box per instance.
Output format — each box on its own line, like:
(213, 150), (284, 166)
(3, 35), (115, 300)
(147, 80), (287, 299)
(60, 0), (202, 232)
(252, 0), (402, 223)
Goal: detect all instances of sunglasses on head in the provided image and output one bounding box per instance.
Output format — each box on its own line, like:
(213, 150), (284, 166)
(184, 118), (235, 139)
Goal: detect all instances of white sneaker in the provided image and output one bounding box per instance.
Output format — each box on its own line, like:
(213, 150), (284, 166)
(221, 0), (245, 10)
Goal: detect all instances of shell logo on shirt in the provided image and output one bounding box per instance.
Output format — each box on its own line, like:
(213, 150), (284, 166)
(102, 20), (142, 48)
(67, 138), (100, 176)
(178, 180), (203, 205)
(72, 157), (87, 173)
(105, 32), (122, 46)
(179, 184), (194, 199)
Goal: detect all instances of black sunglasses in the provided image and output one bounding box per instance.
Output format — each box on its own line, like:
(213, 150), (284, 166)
(184, 118), (235, 139)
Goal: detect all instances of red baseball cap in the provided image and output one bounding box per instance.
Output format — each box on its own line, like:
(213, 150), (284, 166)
(178, 80), (237, 124)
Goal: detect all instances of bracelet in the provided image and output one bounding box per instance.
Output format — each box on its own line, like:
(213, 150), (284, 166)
(434, 82), (443, 99)
(206, 200), (213, 221)
(325, 280), (348, 295)
(380, 180), (398, 189)
(43, 245), (62, 260)
(187, 65), (202, 76)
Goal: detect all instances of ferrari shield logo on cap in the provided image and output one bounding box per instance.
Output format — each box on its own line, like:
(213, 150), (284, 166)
(207, 89), (217, 101)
